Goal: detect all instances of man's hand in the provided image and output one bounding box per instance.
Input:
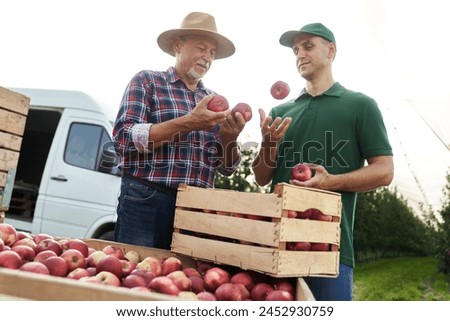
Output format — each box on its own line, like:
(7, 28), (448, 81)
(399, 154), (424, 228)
(259, 108), (291, 148)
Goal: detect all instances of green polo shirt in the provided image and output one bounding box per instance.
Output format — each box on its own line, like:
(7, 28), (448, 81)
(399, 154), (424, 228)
(269, 82), (393, 267)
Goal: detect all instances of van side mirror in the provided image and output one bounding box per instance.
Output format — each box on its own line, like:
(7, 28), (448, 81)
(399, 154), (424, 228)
(98, 147), (122, 176)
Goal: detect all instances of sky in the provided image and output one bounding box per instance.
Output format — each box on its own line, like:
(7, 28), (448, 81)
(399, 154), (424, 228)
(2, 0), (450, 215)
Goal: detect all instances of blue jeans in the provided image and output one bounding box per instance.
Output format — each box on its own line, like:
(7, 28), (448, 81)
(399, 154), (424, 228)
(304, 263), (353, 301)
(114, 176), (177, 249)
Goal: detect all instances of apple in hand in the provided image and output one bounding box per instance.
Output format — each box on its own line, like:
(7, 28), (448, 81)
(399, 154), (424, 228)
(231, 103), (252, 122)
(207, 95), (229, 112)
(270, 80), (290, 100)
(0, 250), (22, 269)
(291, 163), (312, 182)
(0, 223), (17, 246)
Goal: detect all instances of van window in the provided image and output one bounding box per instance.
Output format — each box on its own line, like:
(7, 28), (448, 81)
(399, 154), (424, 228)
(64, 123), (111, 171)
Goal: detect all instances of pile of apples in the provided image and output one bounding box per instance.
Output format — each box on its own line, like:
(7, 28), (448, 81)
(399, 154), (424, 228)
(0, 223), (295, 300)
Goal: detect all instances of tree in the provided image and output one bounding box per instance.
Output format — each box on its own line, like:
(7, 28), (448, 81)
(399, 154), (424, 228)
(214, 146), (270, 193)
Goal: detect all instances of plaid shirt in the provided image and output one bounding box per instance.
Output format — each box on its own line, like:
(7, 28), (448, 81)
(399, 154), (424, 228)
(113, 67), (238, 189)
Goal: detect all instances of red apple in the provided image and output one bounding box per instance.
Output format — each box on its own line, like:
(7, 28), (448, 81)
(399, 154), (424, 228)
(136, 256), (162, 276)
(310, 242), (330, 251)
(161, 256), (182, 276)
(178, 291), (198, 300)
(60, 249), (87, 271)
(130, 269), (155, 287)
(183, 267), (201, 278)
(291, 163), (312, 182)
(87, 266), (97, 276)
(230, 271), (254, 291)
(15, 231), (33, 241)
(215, 282), (250, 301)
(120, 259), (137, 278)
(203, 267), (230, 292)
(11, 244), (36, 263)
(87, 250), (107, 267)
(297, 208), (313, 219)
(0, 250), (22, 269)
(102, 245), (124, 259)
(42, 256), (69, 277)
(273, 279), (295, 295)
(129, 286), (151, 293)
(0, 223), (17, 246)
(67, 267), (91, 280)
(33, 250), (57, 263)
(270, 80), (290, 100)
(287, 241), (311, 251)
(189, 276), (205, 294)
(287, 210), (298, 218)
(231, 103), (252, 122)
(196, 261), (215, 275)
(61, 238), (89, 257)
(19, 261), (50, 275)
(35, 238), (62, 256)
(207, 95), (229, 112)
(124, 250), (140, 264)
(310, 208), (333, 222)
(11, 237), (37, 250)
(166, 270), (192, 291)
(122, 274), (148, 289)
(265, 289), (294, 301)
(197, 291), (217, 301)
(250, 282), (274, 301)
(95, 271), (121, 286)
(148, 276), (180, 296)
(32, 233), (53, 244)
(96, 255), (123, 277)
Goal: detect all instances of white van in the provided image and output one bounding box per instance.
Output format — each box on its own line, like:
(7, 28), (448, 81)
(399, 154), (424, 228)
(4, 88), (120, 240)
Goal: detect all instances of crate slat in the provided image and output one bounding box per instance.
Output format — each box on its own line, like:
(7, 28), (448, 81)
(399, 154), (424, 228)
(0, 86), (30, 116)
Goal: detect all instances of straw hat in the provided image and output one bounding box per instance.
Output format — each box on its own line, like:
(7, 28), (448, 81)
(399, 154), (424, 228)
(157, 12), (235, 59)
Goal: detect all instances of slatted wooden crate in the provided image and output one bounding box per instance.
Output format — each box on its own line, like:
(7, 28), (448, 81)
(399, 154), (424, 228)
(172, 183), (342, 278)
(0, 239), (315, 300)
(0, 87), (30, 222)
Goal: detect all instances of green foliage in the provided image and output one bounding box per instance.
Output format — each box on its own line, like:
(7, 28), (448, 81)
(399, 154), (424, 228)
(435, 171), (450, 276)
(354, 187), (433, 261)
(214, 146), (270, 193)
(353, 257), (450, 301)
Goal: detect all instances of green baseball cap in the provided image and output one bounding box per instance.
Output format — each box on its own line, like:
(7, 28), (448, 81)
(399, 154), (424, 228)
(279, 23), (335, 48)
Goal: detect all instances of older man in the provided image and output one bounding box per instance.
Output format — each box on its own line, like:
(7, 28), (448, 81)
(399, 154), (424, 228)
(113, 12), (245, 249)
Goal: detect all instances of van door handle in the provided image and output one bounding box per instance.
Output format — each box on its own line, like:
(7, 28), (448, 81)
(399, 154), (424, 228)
(50, 175), (68, 182)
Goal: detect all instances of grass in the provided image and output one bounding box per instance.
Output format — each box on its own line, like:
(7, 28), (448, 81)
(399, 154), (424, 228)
(353, 256), (450, 301)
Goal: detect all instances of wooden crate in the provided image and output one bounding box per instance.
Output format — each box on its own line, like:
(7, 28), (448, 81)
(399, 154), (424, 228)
(0, 239), (193, 301)
(172, 183), (342, 278)
(0, 87), (30, 222)
(0, 239), (315, 301)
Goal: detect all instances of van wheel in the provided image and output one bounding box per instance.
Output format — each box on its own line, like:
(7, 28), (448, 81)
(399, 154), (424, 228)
(97, 230), (115, 241)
